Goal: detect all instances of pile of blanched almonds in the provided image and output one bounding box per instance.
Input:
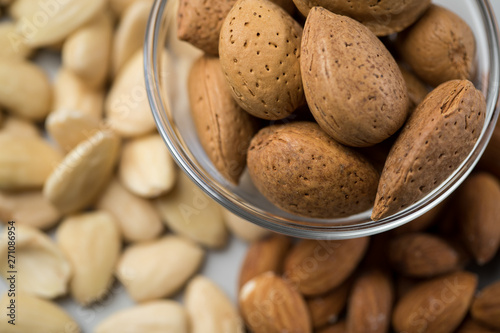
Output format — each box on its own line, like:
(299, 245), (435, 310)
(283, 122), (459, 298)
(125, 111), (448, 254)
(0, 0), (499, 332)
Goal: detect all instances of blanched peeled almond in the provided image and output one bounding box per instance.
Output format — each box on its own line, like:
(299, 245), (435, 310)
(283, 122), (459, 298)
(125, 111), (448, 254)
(43, 130), (120, 214)
(0, 135), (62, 190)
(53, 69), (104, 120)
(222, 208), (270, 243)
(0, 225), (71, 299)
(155, 172), (228, 248)
(112, 0), (152, 76)
(0, 59), (51, 120)
(116, 235), (204, 302)
(105, 49), (157, 137)
(0, 22), (31, 59)
(94, 300), (189, 333)
(62, 12), (112, 88)
(0, 116), (40, 137)
(96, 178), (164, 242)
(13, 0), (106, 47)
(0, 191), (61, 230)
(57, 211), (121, 305)
(0, 292), (80, 333)
(185, 276), (244, 333)
(46, 109), (101, 152)
(119, 134), (176, 198)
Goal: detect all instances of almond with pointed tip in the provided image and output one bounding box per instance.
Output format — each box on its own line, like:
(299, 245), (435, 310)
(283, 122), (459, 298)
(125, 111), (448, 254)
(471, 280), (500, 330)
(116, 235), (204, 302)
(347, 270), (393, 333)
(43, 130), (120, 214)
(372, 80), (485, 220)
(155, 172), (228, 248)
(57, 211), (121, 305)
(96, 178), (164, 242)
(392, 271), (477, 333)
(239, 272), (312, 333)
(301, 7), (409, 147)
(188, 55), (258, 184)
(455, 172), (500, 265)
(0, 293), (80, 333)
(219, 0), (304, 120)
(239, 234), (291, 290)
(186, 276), (244, 333)
(284, 237), (369, 296)
(0, 190), (61, 230)
(0, 225), (71, 299)
(389, 233), (460, 277)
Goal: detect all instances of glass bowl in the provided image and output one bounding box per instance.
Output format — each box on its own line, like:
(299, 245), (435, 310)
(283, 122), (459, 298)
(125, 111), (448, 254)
(145, 0), (500, 239)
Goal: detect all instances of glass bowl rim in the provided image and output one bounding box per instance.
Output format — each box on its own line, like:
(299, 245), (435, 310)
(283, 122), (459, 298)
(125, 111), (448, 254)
(145, 0), (500, 239)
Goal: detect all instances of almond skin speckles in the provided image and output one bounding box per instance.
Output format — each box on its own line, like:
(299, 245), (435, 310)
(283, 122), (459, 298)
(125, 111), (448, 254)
(301, 7), (409, 147)
(219, 0), (305, 120)
(372, 80), (485, 220)
(188, 55), (258, 184)
(247, 122), (379, 218)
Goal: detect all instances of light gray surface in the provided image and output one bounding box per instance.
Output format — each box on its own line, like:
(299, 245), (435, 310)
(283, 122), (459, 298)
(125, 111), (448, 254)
(0, 2), (500, 332)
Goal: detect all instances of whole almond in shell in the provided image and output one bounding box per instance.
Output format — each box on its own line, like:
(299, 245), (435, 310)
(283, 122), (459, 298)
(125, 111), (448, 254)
(43, 129), (120, 214)
(95, 300), (189, 333)
(238, 234), (291, 290)
(239, 272), (312, 333)
(346, 270), (393, 333)
(307, 280), (350, 329)
(185, 276), (244, 333)
(471, 280), (500, 330)
(392, 271), (477, 333)
(389, 232), (460, 278)
(301, 7), (409, 147)
(219, 0), (305, 120)
(372, 80), (485, 220)
(247, 122), (379, 218)
(399, 65), (430, 113)
(177, 0), (236, 55)
(284, 237), (369, 296)
(56, 211), (121, 305)
(292, 0), (430, 36)
(116, 235), (204, 302)
(188, 55), (258, 184)
(398, 5), (476, 87)
(96, 178), (164, 242)
(455, 172), (500, 265)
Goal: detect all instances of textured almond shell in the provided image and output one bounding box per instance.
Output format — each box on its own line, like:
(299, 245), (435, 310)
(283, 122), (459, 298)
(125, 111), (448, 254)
(188, 55), (257, 184)
(398, 5), (476, 87)
(247, 122), (379, 218)
(372, 80), (485, 220)
(301, 7), (409, 147)
(292, 0), (431, 36)
(219, 0), (305, 120)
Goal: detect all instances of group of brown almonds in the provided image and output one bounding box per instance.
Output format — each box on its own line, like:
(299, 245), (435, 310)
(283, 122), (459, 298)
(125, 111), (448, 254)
(180, 0), (487, 220)
(236, 173), (500, 332)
